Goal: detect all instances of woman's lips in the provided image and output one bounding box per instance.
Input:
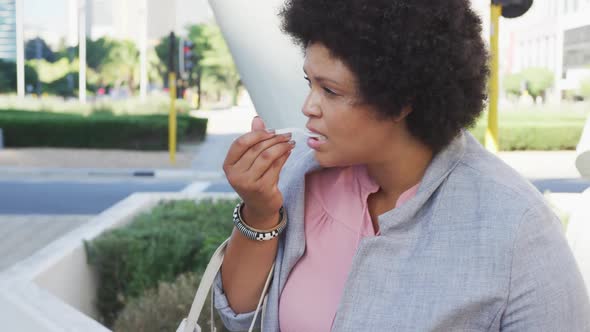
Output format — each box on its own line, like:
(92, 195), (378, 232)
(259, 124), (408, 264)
(305, 126), (327, 140)
(307, 136), (326, 149)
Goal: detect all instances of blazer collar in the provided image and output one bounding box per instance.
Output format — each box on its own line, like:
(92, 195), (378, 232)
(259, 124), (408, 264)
(278, 130), (468, 290)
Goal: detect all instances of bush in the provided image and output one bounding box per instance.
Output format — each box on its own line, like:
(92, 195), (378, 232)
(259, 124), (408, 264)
(0, 109), (207, 149)
(469, 109), (588, 151)
(85, 199), (238, 327)
(113, 272), (232, 332)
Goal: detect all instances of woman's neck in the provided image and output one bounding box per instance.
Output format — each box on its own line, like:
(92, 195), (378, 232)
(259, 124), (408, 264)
(366, 135), (434, 203)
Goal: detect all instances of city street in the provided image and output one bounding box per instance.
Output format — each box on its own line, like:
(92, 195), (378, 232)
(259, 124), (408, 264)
(1, 175), (588, 215)
(0, 177), (191, 214)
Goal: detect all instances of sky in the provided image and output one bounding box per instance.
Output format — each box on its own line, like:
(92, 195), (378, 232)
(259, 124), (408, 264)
(23, 0), (68, 36)
(21, 0), (488, 42)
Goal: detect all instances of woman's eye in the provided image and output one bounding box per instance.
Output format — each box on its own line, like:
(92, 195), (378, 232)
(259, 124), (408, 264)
(304, 76), (311, 87)
(304, 76), (337, 96)
(323, 87), (336, 96)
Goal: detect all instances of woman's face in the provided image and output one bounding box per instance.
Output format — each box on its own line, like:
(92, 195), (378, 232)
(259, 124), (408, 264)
(302, 43), (400, 168)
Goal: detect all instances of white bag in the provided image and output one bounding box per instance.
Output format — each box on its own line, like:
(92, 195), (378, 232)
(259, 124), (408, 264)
(177, 238), (275, 332)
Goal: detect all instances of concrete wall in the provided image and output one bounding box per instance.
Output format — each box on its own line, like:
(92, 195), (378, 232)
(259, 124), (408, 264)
(0, 191), (238, 331)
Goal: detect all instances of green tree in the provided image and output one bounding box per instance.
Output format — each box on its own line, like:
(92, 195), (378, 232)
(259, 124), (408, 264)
(54, 37), (139, 92)
(503, 72), (522, 97)
(155, 24), (242, 108)
(200, 26), (242, 106)
(25, 37), (55, 62)
(521, 67), (554, 103)
(154, 35), (176, 88)
(100, 39), (140, 92)
(186, 24), (216, 109)
(0, 59), (39, 93)
(86, 37), (114, 70)
(581, 77), (590, 99)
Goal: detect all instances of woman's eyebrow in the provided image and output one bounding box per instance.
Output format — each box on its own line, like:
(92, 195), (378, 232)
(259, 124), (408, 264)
(302, 67), (342, 86)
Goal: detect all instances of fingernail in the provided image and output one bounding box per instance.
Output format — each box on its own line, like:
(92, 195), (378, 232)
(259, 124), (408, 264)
(289, 140), (296, 146)
(265, 128), (275, 134)
(280, 133), (292, 138)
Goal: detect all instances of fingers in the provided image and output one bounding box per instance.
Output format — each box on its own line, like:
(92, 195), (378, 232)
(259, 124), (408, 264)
(251, 116), (266, 131)
(224, 130), (275, 167)
(248, 140), (295, 181)
(233, 133), (292, 172)
(259, 146), (292, 185)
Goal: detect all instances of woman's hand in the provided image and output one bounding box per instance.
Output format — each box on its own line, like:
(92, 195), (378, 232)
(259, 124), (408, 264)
(223, 116), (295, 226)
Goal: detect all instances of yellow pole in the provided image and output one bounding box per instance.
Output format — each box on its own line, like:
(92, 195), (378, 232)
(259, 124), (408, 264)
(486, 4), (501, 154)
(169, 72), (177, 164)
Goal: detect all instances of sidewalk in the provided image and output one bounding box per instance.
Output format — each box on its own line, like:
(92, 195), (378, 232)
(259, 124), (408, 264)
(0, 146), (195, 169)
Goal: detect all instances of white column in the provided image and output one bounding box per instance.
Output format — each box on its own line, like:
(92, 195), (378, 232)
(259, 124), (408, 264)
(207, 0), (308, 128)
(78, 0), (87, 103)
(15, 0), (24, 98)
(139, 0), (148, 100)
(554, 24), (564, 103)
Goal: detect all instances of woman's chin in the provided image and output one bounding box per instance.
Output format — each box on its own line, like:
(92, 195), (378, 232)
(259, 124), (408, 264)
(313, 151), (350, 168)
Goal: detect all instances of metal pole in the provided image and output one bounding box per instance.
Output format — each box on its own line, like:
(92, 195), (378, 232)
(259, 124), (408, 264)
(15, 0), (24, 98)
(67, 0), (77, 94)
(178, 37), (184, 79)
(169, 32), (177, 164)
(79, 0), (87, 104)
(486, 3), (501, 154)
(139, 0), (148, 101)
(36, 37), (42, 95)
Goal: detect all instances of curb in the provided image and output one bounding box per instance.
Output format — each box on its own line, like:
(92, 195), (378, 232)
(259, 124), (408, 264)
(0, 167), (224, 180)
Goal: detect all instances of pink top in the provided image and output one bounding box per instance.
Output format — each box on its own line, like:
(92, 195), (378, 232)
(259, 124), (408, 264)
(279, 164), (420, 331)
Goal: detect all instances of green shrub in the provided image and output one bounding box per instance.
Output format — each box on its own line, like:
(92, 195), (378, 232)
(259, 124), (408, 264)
(469, 110), (588, 150)
(113, 272), (232, 332)
(85, 199), (238, 327)
(0, 109), (207, 149)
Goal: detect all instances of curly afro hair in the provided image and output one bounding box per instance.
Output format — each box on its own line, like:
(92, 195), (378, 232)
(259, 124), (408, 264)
(280, 0), (489, 152)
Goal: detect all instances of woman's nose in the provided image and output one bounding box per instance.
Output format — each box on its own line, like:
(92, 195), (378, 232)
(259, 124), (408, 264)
(302, 92), (321, 118)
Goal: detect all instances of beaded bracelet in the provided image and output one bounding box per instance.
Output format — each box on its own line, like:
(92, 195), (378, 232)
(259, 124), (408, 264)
(232, 201), (287, 241)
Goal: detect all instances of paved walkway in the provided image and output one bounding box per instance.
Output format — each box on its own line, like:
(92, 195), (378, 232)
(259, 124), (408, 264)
(0, 146), (195, 169)
(0, 215), (92, 272)
(189, 106), (257, 173)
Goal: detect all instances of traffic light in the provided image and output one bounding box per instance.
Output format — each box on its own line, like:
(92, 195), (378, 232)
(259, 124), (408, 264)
(183, 40), (195, 73)
(491, 0), (533, 18)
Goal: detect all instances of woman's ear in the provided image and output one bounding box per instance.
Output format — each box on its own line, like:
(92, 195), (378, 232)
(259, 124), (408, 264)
(393, 105), (413, 123)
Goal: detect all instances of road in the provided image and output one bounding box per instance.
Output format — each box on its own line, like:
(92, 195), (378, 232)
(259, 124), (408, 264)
(0, 178), (190, 215)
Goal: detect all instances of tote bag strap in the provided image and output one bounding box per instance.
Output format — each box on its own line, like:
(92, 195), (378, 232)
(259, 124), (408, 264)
(184, 237), (275, 332)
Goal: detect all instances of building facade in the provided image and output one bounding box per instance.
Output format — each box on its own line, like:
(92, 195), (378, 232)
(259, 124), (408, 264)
(501, 0), (590, 99)
(0, 0), (16, 60)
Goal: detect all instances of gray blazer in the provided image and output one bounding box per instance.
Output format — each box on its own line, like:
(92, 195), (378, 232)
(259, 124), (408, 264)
(214, 131), (590, 331)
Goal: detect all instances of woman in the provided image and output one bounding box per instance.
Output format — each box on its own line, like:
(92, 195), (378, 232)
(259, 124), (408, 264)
(214, 0), (590, 331)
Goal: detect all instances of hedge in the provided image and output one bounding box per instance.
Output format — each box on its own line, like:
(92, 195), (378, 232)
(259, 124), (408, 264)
(0, 109), (207, 150)
(85, 199), (237, 327)
(468, 123), (584, 151)
(468, 110), (588, 151)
